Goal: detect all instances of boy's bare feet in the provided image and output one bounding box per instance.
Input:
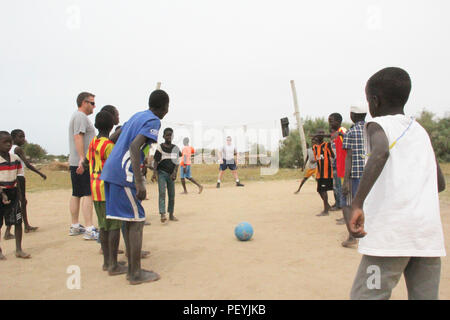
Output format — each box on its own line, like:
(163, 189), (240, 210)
(24, 226), (39, 233)
(341, 238), (358, 248)
(102, 260), (126, 271)
(15, 251), (31, 259)
(4, 233), (15, 240)
(108, 263), (128, 276)
(161, 214), (167, 223)
(198, 186), (203, 194)
(129, 269), (160, 285)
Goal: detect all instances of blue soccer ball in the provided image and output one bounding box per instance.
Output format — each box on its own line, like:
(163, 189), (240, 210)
(234, 222), (253, 241)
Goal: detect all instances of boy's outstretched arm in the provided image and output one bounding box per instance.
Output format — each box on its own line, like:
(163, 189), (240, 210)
(130, 134), (150, 200)
(348, 122), (390, 238)
(436, 157), (445, 193)
(14, 147), (46, 179)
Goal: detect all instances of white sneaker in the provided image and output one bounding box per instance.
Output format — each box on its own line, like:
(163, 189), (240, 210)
(69, 224), (86, 236)
(83, 229), (99, 241)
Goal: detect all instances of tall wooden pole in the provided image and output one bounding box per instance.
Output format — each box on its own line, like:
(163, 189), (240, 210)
(290, 80), (307, 164)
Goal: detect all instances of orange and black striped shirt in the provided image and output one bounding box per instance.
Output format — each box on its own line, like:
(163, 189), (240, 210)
(86, 137), (114, 201)
(313, 142), (333, 179)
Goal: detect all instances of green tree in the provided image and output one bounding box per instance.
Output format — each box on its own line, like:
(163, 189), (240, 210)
(279, 117), (331, 168)
(416, 110), (450, 162)
(24, 143), (47, 161)
(279, 130), (303, 168)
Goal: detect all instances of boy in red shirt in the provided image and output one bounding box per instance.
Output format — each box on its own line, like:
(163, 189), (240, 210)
(328, 113), (347, 218)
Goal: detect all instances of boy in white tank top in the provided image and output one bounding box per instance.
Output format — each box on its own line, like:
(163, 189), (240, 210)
(346, 67), (446, 300)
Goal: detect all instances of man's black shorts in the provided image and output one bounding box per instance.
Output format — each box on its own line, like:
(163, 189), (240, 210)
(70, 166), (92, 197)
(317, 178), (333, 193)
(0, 188), (22, 227)
(219, 159), (237, 171)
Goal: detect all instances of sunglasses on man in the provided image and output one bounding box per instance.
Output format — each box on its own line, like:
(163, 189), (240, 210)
(84, 100), (95, 106)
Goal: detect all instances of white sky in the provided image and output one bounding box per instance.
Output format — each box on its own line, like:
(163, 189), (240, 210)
(1, 0), (449, 154)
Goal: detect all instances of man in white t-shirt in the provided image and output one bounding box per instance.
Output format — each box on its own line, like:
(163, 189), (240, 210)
(346, 67), (446, 300)
(216, 136), (244, 188)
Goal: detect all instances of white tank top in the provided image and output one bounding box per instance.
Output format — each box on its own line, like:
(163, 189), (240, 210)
(10, 145), (25, 177)
(358, 114), (445, 257)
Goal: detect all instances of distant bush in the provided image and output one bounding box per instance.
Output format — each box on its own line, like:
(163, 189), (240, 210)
(44, 154), (69, 162)
(46, 162), (70, 171)
(23, 143), (47, 161)
(416, 110), (450, 162)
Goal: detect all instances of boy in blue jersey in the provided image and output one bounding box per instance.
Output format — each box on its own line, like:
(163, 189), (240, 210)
(101, 90), (169, 285)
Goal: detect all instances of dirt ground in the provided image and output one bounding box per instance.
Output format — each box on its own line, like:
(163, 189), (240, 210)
(1, 179), (449, 300)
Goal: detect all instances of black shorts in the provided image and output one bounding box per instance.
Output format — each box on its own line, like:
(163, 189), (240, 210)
(70, 166), (92, 197)
(219, 160), (237, 171)
(0, 188), (22, 227)
(317, 178), (333, 193)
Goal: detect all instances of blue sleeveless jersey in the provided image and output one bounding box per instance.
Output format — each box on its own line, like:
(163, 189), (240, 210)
(101, 109), (160, 188)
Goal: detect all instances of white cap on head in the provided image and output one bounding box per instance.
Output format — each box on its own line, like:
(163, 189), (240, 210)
(350, 104), (367, 114)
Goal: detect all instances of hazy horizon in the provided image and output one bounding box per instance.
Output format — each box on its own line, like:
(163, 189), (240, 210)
(1, 0), (449, 155)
